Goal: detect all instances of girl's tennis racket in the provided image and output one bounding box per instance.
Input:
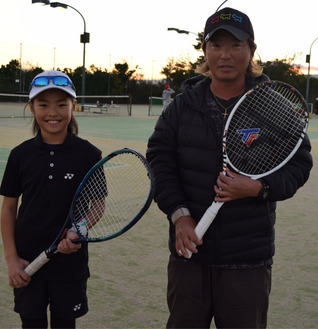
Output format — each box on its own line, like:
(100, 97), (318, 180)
(186, 81), (309, 258)
(24, 148), (153, 276)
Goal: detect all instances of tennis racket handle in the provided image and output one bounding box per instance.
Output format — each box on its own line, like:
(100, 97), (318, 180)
(186, 201), (224, 258)
(24, 251), (50, 276)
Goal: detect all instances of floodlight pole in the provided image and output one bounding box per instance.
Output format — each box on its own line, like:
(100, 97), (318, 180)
(305, 37), (318, 104)
(167, 27), (198, 36)
(32, 0), (89, 110)
(215, 0), (228, 12)
(50, 2), (89, 110)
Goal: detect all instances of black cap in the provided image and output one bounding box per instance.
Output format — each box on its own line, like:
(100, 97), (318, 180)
(204, 7), (254, 42)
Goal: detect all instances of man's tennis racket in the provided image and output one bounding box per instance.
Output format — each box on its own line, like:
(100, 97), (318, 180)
(24, 148), (153, 276)
(186, 81), (309, 258)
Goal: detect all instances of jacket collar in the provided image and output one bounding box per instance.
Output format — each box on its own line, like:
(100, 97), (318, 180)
(180, 74), (270, 111)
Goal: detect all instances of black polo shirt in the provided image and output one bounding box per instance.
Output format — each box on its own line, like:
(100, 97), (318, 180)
(0, 131), (102, 280)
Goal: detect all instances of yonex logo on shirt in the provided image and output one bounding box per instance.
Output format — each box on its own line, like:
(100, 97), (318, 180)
(73, 303), (81, 311)
(64, 173), (74, 180)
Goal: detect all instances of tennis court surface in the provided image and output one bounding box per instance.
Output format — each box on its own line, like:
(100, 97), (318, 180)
(0, 105), (317, 328)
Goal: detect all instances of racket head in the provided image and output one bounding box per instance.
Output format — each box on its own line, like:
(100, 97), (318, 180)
(69, 148), (153, 242)
(224, 81), (309, 179)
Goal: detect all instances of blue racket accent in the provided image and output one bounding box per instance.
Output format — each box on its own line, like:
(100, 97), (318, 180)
(70, 148), (153, 242)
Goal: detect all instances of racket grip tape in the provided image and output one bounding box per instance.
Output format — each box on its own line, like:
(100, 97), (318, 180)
(24, 251), (50, 276)
(185, 201), (224, 258)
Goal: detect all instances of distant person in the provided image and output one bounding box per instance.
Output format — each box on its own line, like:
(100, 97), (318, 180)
(162, 84), (175, 111)
(147, 7), (312, 329)
(0, 70), (102, 329)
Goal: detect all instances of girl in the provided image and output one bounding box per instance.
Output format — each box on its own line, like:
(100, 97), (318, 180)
(0, 70), (102, 329)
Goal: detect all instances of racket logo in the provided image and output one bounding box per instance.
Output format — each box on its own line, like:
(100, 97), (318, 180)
(237, 128), (260, 147)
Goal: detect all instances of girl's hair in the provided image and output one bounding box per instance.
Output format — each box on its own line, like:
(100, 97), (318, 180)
(195, 37), (263, 78)
(26, 97), (79, 136)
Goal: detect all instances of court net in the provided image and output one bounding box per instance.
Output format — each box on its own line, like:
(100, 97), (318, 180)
(76, 95), (132, 116)
(0, 93), (29, 118)
(0, 93), (132, 118)
(148, 96), (163, 116)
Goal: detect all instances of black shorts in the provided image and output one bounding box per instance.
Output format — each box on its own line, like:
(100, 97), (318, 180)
(14, 278), (88, 320)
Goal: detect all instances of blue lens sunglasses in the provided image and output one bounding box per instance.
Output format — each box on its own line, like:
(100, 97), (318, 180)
(30, 76), (76, 91)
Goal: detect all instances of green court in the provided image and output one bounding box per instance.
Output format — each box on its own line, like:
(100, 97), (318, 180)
(0, 106), (317, 329)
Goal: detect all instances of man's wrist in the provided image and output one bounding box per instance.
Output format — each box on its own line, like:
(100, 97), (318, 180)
(171, 207), (191, 225)
(257, 179), (270, 200)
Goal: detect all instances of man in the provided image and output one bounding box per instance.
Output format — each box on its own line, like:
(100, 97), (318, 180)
(162, 84), (175, 111)
(146, 7), (312, 329)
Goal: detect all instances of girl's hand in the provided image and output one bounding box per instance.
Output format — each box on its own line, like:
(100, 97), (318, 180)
(7, 256), (31, 289)
(57, 230), (81, 254)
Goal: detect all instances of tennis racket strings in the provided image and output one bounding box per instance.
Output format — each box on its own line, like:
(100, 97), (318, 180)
(72, 151), (152, 241)
(226, 82), (308, 177)
(185, 81), (309, 259)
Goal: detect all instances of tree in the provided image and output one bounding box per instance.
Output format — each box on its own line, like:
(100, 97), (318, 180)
(0, 60), (21, 93)
(1, 49), (316, 105)
(260, 55), (307, 95)
(160, 31), (204, 93)
(161, 56), (197, 94)
(86, 65), (108, 95)
(192, 31), (205, 67)
(0, 60), (43, 94)
(113, 62), (135, 95)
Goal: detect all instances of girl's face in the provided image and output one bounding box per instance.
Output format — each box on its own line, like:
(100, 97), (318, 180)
(29, 88), (75, 144)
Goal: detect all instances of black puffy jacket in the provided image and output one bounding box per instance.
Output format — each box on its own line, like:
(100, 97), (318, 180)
(146, 75), (313, 265)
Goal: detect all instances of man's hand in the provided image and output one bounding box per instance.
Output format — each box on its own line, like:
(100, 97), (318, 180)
(214, 169), (262, 202)
(174, 216), (202, 259)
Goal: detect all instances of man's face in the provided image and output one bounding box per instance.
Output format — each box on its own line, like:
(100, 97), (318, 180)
(204, 30), (253, 84)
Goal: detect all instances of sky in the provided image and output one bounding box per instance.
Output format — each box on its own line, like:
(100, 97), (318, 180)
(0, 0), (318, 80)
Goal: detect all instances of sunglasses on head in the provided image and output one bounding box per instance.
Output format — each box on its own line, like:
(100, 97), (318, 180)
(30, 76), (75, 90)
